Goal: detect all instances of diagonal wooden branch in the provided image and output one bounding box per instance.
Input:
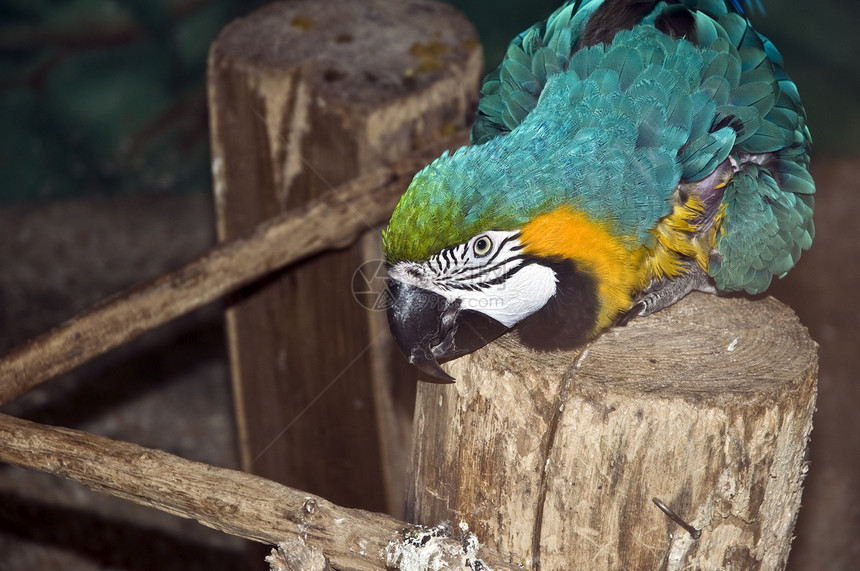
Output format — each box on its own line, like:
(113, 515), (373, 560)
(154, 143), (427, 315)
(0, 412), (519, 571)
(0, 129), (470, 406)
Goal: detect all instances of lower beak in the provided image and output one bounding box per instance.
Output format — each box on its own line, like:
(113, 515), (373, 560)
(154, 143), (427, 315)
(386, 279), (508, 382)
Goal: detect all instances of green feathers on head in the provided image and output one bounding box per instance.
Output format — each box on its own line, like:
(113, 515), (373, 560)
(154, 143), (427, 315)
(382, 157), (465, 264)
(382, 147), (534, 263)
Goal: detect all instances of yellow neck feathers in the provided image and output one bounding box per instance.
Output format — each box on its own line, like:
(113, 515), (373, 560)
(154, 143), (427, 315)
(519, 201), (711, 334)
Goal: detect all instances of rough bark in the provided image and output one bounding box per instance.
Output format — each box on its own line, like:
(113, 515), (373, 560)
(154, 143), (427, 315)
(407, 293), (819, 570)
(0, 412), (519, 571)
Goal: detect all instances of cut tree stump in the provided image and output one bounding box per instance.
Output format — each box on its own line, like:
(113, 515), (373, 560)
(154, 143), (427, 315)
(407, 293), (818, 570)
(208, 0), (482, 515)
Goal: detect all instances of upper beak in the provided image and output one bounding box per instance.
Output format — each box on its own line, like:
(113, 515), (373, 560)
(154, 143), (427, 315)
(386, 279), (509, 382)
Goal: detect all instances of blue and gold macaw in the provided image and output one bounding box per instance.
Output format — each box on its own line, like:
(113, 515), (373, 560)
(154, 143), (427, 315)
(383, 0), (814, 381)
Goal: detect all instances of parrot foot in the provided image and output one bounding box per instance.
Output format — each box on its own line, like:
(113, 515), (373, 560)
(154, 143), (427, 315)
(617, 264), (715, 326)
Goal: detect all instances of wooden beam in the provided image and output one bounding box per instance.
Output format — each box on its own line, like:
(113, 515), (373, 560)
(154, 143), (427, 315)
(207, 0), (482, 514)
(407, 294), (819, 570)
(0, 412), (519, 571)
(0, 127), (468, 406)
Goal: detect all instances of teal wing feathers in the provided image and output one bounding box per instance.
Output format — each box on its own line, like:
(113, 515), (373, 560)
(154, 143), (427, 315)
(384, 0), (814, 290)
(711, 162), (814, 293)
(471, 0), (742, 145)
(468, 0), (814, 294)
(471, 0), (599, 145)
(684, 1), (815, 292)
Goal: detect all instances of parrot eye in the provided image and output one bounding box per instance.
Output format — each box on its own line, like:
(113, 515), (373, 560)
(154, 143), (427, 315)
(472, 235), (493, 257)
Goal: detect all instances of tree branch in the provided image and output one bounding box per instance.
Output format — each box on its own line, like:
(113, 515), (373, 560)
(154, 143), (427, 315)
(0, 412), (518, 571)
(0, 129), (469, 406)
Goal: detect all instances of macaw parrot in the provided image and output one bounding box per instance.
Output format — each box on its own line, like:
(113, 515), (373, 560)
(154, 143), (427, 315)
(383, 0), (814, 382)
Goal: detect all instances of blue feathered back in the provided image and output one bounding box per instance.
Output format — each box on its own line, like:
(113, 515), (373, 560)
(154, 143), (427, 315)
(383, 0), (814, 294)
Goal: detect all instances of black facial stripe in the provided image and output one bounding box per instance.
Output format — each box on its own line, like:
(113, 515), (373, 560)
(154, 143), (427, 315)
(479, 255), (533, 287)
(431, 253), (439, 273)
(454, 252), (524, 284)
(483, 232), (522, 266)
(444, 254), (531, 291)
(432, 233), (521, 271)
(443, 240), (524, 284)
(503, 231), (523, 246)
(449, 258), (476, 277)
(429, 245), (462, 277)
(441, 248), (452, 272)
(427, 232), (524, 286)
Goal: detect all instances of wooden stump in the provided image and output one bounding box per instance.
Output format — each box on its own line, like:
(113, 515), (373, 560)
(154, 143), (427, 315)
(207, 0), (482, 514)
(407, 294), (818, 570)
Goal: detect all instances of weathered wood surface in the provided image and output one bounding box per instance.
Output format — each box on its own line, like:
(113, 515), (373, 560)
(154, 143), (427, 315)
(266, 538), (333, 571)
(0, 127), (468, 407)
(0, 412), (520, 571)
(407, 293), (818, 570)
(208, 0), (482, 515)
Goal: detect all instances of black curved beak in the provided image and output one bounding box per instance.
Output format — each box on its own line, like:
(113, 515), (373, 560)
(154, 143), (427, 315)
(386, 279), (509, 382)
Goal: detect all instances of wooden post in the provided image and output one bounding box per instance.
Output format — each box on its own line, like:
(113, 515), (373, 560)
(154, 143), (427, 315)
(407, 294), (818, 570)
(207, 0), (482, 515)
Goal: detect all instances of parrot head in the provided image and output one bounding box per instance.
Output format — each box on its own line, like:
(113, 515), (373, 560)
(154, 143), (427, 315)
(382, 142), (636, 382)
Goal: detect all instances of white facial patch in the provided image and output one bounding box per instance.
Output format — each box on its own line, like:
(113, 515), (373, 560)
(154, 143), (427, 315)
(388, 230), (557, 328)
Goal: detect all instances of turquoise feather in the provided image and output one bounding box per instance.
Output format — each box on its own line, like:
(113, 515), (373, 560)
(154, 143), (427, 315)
(383, 0), (814, 295)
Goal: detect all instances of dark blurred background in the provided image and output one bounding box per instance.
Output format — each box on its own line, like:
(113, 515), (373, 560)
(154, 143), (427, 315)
(1, 0), (856, 204)
(0, 1), (857, 570)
